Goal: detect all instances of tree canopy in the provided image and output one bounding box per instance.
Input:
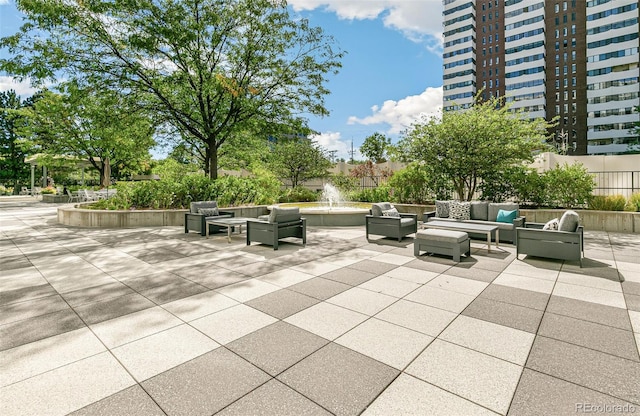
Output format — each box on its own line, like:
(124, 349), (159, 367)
(360, 132), (391, 163)
(398, 95), (554, 200)
(1, 0), (343, 179)
(268, 138), (332, 188)
(0, 90), (32, 190)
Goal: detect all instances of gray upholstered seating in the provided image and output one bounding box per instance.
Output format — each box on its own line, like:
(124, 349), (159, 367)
(246, 207), (306, 250)
(414, 229), (470, 262)
(516, 210), (584, 267)
(366, 202), (418, 242)
(184, 201), (235, 236)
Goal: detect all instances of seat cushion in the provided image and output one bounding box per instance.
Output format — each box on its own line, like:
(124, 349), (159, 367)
(558, 210), (580, 232)
(268, 207), (301, 223)
(400, 217), (416, 226)
(372, 202), (393, 217)
(417, 229), (468, 243)
(470, 201), (489, 221)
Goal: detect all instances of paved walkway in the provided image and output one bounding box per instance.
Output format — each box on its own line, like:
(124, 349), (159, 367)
(1, 198), (639, 415)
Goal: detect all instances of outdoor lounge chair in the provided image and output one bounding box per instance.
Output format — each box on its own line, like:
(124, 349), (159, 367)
(246, 207), (306, 250)
(184, 201), (235, 236)
(516, 210), (584, 267)
(366, 202), (418, 242)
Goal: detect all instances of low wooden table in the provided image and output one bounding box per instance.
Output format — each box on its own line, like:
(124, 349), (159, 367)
(423, 220), (499, 252)
(205, 217), (252, 242)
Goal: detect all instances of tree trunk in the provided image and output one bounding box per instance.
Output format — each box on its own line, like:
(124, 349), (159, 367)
(207, 142), (217, 180)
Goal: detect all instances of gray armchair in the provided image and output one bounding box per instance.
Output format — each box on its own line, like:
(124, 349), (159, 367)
(516, 211), (584, 267)
(366, 202), (418, 242)
(184, 201), (235, 236)
(246, 207), (306, 250)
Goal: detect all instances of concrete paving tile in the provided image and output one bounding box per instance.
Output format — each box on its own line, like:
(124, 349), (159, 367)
(127, 247), (186, 264)
(320, 267), (377, 286)
(553, 282), (627, 309)
(60, 281), (135, 308)
(0, 327), (105, 387)
(278, 343), (399, 416)
(216, 379), (332, 416)
(215, 278), (281, 303)
(90, 306), (183, 349)
(426, 274), (489, 297)
(363, 373), (497, 416)
(74, 292), (156, 325)
(190, 303), (277, 344)
(0, 308), (85, 352)
(245, 288), (320, 319)
(403, 258), (453, 274)
(558, 271), (622, 292)
(232, 261), (285, 278)
(0, 351), (135, 416)
(138, 279), (209, 304)
(462, 298), (544, 334)
(0, 294), (68, 325)
(440, 315), (535, 365)
(506, 260), (561, 281)
(118, 271), (187, 291)
(508, 369), (637, 416)
(161, 290), (239, 321)
(317, 248), (379, 267)
(183, 268), (248, 290)
(370, 252), (413, 266)
(0, 281), (58, 306)
(255, 268), (316, 288)
(290, 260), (344, 276)
(493, 272), (556, 294)
(284, 301), (368, 340)
(111, 324), (219, 381)
(444, 266), (501, 283)
(336, 318), (433, 370)
(546, 295), (632, 331)
(375, 299), (458, 336)
(0, 255), (32, 271)
(526, 336), (640, 404)
(626, 293), (640, 312)
(383, 265), (439, 284)
(623, 281), (640, 296)
(69, 385), (165, 416)
(405, 285), (476, 314)
(407, 339), (523, 414)
(630, 310), (640, 333)
(326, 287), (398, 316)
(142, 348), (271, 416)
(538, 312), (639, 361)
(288, 277), (352, 300)
(347, 259), (399, 275)
(479, 284), (550, 311)
(227, 321), (328, 376)
(358, 274), (421, 298)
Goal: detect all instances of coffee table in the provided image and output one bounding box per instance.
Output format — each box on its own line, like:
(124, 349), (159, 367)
(423, 220), (499, 252)
(205, 217), (252, 242)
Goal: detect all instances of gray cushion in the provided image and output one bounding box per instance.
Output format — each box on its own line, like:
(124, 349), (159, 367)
(382, 207), (400, 217)
(268, 207), (301, 223)
(372, 202), (393, 217)
(470, 201), (489, 221)
(417, 229), (468, 243)
(435, 200), (450, 218)
(198, 207), (219, 216)
(558, 210), (579, 232)
(488, 203), (518, 222)
(400, 217), (416, 226)
(191, 201), (218, 214)
(449, 201), (471, 220)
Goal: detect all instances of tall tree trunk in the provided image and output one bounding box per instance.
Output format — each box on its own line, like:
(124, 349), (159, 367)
(207, 141), (217, 180)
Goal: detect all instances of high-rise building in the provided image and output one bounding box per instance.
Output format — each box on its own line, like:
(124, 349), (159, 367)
(442, 0), (639, 155)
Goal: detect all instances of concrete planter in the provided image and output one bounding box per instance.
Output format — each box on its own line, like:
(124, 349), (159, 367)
(42, 194), (68, 203)
(520, 209), (639, 233)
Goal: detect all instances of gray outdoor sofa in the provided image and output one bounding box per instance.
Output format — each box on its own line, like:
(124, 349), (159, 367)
(424, 201), (525, 243)
(184, 201), (235, 236)
(246, 207), (306, 250)
(366, 202), (418, 242)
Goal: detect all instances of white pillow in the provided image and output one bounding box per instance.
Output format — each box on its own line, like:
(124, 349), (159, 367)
(543, 218), (559, 230)
(449, 201), (471, 220)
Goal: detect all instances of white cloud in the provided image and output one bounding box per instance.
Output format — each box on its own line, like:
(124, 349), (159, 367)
(0, 76), (40, 97)
(0, 0), (11, 5)
(347, 86), (443, 134)
(289, 0), (443, 52)
(310, 131), (352, 160)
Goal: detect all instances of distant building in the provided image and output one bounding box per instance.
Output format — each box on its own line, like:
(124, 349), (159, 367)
(442, 0), (639, 155)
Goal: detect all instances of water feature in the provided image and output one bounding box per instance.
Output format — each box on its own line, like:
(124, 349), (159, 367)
(320, 183), (343, 210)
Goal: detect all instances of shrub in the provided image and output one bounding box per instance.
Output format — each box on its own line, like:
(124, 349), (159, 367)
(625, 192), (640, 212)
(588, 195), (627, 211)
(278, 186), (318, 203)
(386, 164), (433, 204)
(41, 186), (57, 195)
(351, 185), (391, 203)
(328, 173), (359, 194)
(544, 163), (595, 208)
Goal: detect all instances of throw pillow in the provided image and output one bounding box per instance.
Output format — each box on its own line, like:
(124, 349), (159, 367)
(543, 218), (559, 230)
(198, 207), (219, 216)
(435, 200), (450, 218)
(449, 201), (471, 220)
(382, 208), (400, 217)
(496, 209), (517, 223)
(558, 210), (580, 232)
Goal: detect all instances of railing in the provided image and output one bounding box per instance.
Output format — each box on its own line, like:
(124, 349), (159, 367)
(590, 171), (639, 198)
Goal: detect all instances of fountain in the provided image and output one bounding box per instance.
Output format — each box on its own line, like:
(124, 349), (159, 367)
(273, 183), (370, 226)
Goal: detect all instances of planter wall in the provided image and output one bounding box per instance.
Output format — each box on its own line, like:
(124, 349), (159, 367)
(42, 194), (68, 203)
(520, 209), (639, 234)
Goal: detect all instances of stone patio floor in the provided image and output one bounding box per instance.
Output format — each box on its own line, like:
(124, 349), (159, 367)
(1, 198), (639, 415)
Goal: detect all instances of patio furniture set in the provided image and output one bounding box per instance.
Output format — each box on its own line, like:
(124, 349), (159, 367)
(185, 199), (584, 265)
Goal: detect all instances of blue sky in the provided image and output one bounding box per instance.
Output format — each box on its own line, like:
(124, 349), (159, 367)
(0, 0), (445, 160)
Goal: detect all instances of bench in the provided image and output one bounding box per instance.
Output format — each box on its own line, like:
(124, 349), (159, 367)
(414, 229), (470, 262)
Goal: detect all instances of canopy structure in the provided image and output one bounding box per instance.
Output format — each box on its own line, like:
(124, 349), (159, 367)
(24, 154), (101, 190)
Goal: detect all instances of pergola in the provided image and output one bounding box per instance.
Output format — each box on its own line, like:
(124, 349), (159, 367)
(24, 154), (101, 190)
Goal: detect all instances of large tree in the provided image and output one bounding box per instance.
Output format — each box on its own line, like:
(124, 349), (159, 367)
(268, 138), (332, 188)
(360, 132), (391, 164)
(398, 95), (554, 200)
(19, 83), (155, 186)
(1, 0), (343, 179)
(0, 90), (32, 191)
